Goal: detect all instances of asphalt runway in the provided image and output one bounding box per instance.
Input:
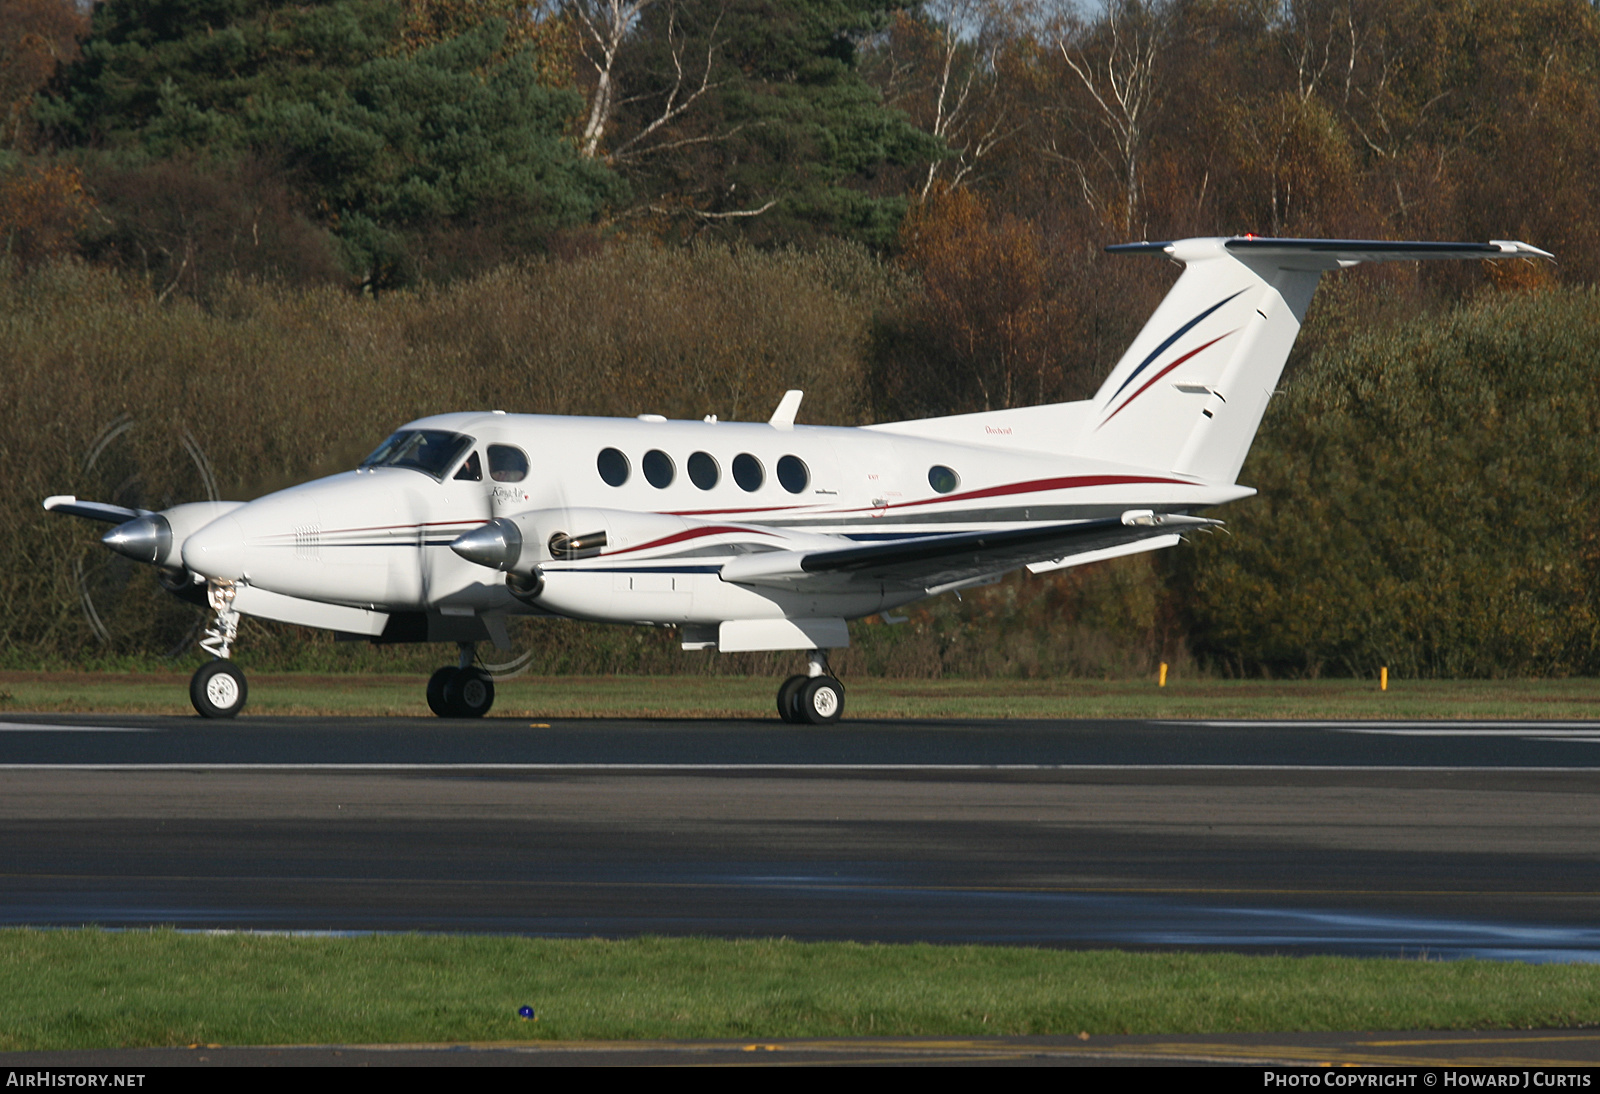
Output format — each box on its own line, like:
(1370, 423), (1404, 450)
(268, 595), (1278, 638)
(3, 712), (1600, 959)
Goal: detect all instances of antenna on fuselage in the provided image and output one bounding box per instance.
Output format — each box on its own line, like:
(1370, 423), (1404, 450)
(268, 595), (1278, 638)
(769, 390), (803, 430)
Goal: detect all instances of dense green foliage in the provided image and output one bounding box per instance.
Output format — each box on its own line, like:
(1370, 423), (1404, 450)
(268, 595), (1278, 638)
(37, 0), (621, 282)
(1178, 286), (1600, 677)
(613, 0), (943, 247)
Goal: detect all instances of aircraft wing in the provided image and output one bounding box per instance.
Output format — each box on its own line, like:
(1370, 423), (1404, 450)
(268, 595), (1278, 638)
(720, 512), (1216, 593)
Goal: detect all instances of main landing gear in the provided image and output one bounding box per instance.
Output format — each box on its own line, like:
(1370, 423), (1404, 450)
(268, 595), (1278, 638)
(191, 580), (247, 719)
(427, 641), (496, 718)
(777, 649), (844, 725)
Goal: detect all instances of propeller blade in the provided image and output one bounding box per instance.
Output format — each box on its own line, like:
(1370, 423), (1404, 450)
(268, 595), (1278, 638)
(44, 495), (154, 524)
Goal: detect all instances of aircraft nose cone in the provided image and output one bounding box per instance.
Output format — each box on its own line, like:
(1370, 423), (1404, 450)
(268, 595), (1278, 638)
(102, 515), (172, 565)
(451, 518), (522, 571)
(181, 515), (248, 580)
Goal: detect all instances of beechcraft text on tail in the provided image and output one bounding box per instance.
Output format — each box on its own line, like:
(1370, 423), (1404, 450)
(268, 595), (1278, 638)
(45, 236), (1552, 722)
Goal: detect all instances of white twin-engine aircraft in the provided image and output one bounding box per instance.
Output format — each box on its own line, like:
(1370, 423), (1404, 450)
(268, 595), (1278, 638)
(46, 236), (1549, 722)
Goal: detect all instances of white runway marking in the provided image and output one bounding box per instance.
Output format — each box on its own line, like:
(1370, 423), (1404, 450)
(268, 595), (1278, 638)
(1337, 728), (1600, 737)
(1180, 720), (1600, 745)
(0, 722), (151, 733)
(0, 763), (1596, 773)
(1185, 721), (1600, 729)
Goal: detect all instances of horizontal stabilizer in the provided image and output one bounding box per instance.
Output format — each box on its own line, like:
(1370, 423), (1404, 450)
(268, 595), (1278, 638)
(1108, 238), (1554, 264)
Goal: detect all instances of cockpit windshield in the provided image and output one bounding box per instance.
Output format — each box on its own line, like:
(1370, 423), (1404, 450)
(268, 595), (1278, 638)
(360, 430), (475, 481)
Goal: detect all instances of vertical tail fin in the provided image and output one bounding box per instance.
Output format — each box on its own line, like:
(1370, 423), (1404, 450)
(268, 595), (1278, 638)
(1077, 237), (1550, 484)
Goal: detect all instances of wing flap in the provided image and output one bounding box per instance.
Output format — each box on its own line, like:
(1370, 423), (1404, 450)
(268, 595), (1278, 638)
(720, 513), (1215, 592)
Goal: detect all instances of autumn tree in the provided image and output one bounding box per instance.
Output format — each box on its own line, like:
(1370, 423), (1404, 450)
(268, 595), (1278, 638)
(870, 185), (1158, 419)
(0, 0), (84, 152)
(0, 160), (93, 264)
(867, 0), (1029, 197)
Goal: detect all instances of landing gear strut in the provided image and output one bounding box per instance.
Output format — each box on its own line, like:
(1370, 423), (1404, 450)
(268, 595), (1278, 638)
(191, 580), (247, 719)
(427, 642), (495, 718)
(777, 649), (844, 725)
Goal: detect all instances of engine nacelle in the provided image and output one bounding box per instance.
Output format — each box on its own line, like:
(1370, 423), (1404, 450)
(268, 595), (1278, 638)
(451, 507), (695, 575)
(102, 501), (245, 569)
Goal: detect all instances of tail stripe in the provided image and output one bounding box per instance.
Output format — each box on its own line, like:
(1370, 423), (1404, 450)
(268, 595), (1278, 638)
(1106, 290), (1245, 403)
(1096, 330), (1237, 429)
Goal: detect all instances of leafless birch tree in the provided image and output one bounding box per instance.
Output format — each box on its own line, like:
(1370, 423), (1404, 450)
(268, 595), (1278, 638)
(874, 0), (1028, 197)
(564, 0), (725, 165)
(1048, 0), (1174, 235)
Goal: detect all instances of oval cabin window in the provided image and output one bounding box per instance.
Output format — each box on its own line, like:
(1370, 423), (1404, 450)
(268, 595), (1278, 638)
(643, 449), (675, 488)
(732, 453), (764, 492)
(597, 448), (630, 486)
(777, 455), (809, 494)
(688, 451), (719, 490)
(928, 465), (959, 494)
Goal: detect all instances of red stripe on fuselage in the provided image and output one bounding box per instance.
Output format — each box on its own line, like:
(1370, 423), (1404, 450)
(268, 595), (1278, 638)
(829, 474), (1190, 515)
(603, 525), (783, 557)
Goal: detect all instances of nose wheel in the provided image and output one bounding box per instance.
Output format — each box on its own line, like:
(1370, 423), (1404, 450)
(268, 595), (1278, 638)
(191, 658), (247, 719)
(776, 650), (844, 725)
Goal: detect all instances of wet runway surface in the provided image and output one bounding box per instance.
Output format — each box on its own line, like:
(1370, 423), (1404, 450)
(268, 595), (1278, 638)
(3, 713), (1599, 960)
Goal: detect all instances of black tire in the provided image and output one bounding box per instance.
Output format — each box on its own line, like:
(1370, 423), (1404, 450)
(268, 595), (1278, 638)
(776, 674), (809, 722)
(797, 676), (844, 725)
(443, 666), (495, 718)
(426, 666), (456, 718)
(191, 659), (248, 719)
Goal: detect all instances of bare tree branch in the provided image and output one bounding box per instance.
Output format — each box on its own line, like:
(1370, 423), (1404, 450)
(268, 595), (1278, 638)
(1052, 0), (1173, 235)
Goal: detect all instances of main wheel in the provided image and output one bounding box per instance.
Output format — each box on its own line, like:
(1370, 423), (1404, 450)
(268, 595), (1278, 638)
(426, 666), (456, 717)
(191, 658), (248, 719)
(776, 674), (808, 723)
(797, 676), (844, 725)
(443, 666), (495, 718)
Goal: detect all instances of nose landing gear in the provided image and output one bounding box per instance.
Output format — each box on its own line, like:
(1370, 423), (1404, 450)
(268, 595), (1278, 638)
(191, 580), (247, 719)
(776, 649), (844, 725)
(426, 642), (496, 718)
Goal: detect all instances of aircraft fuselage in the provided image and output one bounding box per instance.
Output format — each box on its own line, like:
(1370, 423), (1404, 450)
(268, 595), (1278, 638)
(180, 410), (1249, 626)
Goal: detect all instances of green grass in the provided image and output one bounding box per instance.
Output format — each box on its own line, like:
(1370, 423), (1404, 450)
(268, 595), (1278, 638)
(2, 931), (1597, 1050)
(0, 672), (1597, 720)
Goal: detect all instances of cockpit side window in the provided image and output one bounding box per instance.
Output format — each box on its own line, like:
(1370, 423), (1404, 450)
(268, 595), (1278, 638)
(360, 430), (475, 481)
(453, 451), (483, 481)
(487, 445), (529, 483)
